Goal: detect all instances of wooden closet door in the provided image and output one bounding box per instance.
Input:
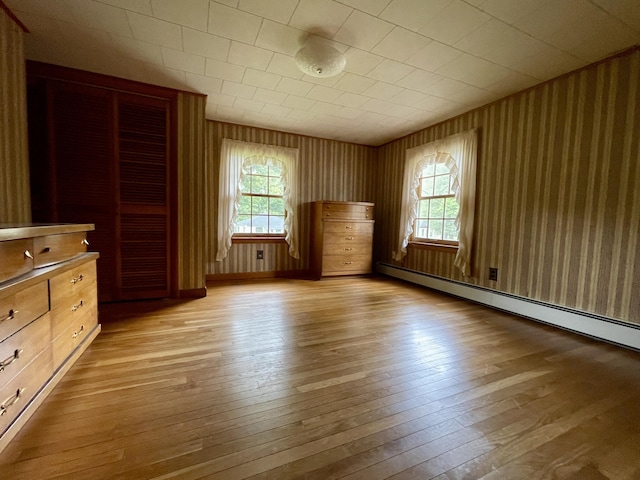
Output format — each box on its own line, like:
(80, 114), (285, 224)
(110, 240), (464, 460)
(116, 93), (171, 299)
(48, 82), (118, 302)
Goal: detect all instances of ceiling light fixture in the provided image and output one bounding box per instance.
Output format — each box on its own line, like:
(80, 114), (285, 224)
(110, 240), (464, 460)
(295, 39), (346, 78)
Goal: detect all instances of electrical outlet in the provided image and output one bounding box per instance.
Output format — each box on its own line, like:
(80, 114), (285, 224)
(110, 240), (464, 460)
(489, 267), (498, 281)
(256, 250), (264, 260)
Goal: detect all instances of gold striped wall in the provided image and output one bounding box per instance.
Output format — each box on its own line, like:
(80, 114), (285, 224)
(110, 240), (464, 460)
(0, 6), (30, 223)
(376, 47), (640, 325)
(206, 121), (376, 275)
(176, 92), (207, 294)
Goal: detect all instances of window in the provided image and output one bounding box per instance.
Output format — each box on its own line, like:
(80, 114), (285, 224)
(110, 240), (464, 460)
(216, 139), (300, 261)
(413, 163), (459, 243)
(395, 130), (477, 276)
(235, 163), (285, 236)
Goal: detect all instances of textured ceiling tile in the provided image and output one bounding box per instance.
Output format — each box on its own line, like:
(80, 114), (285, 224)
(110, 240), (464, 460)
(205, 58), (245, 81)
(282, 95), (316, 110)
(333, 10), (394, 50)
(343, 48), (385, 75)
(419, 0), (491, 45)
(253, 88), (288, 105)
(183, 28), (230, 61)
(228, 41), (273, 70)
(594, 0), (640, 34)
(234, 97), (265, 112)
(127, 11), (182, 48)
(333, 73), (377, 94)
(437, 53), (512, 89)
(5, 0), (76, 21)
(477, 0), (553, 25)
(512, 0), (580, 39)
(66, 0), (134, 37)
(242, 68), (281, 89)
(266, 53), (304, 79)
(307, 85), (344, 102)
(289, 0), (353, 37)
(185, 72), (223, 94)
(310, 101), (343, 114)
(161, 47), (206, 74)
(361, 81), (404, 100)
(276, 77), (314, 96)
(334, 106), (364, 119)
(372, 27), (431, 62)
(334, 92), (369, 107)
(396, 69), (443, 93)
(208, 2), (262, 44)
(367, 58), (414, 83)
(390, 89), (431, 108)
(109, 34), (164, 65)
(255, 19), (303, 56)
(288, 109), (317, 120)
(262, 103), (292, 117)
(238, 0), (299, 24)
(379, 0), (452, 32)
(334, 0), (392, 16)
(222, 80), (257, 98)
(151, 0), (209, 31)
(405, 40), (462, 72)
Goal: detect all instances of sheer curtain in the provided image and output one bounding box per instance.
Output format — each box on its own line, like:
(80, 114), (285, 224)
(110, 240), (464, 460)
(394, 129), (477, 276)
(216, 138), (300, 261)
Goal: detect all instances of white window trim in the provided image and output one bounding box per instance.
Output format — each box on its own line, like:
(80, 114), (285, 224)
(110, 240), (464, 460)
(394, 129), (477, 276)
(216, 138), (300, 261)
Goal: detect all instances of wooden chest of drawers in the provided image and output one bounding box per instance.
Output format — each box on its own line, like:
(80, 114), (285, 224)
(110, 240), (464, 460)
(0, 224), (99, 453)
(310, 201), (375, 278)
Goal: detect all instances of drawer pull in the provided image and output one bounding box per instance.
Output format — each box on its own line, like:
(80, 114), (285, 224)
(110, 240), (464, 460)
(0, 388), (25, 416)
(345, 226), (353, 229)
(81, 239), (90, 246)
(71, 300), (84, 312)
(24, 250), (33, 260)
(73, 325), (85, 339)
(0, 349), (23, 373)
(2, 309), (18, 322)
(42, 247), (51, 253)
(345, 237), (353, 240)
(343, 261), (353, 265)
(366, 215), (369, 218)
(343, 248), (353, 251)
(71, 274), (84, 284)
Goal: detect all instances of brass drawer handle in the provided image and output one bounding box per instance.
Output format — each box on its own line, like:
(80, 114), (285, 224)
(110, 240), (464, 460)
(343, 261), (352, 265)
(42, 247), (51, 253)
(1, 388), (25, 416)
(345, 226), (353, 229)
(71, 300), (84, 312)
(343, 248), (353, 251)
(0, 349), (23, 373)
(2, 309), (18, 322)
(71, 274), (84, 284)
(81, 239), (89, 246)
(72, 325), (85, 339)
(24, 250), (33, 260)
(345, 237), (353, 240)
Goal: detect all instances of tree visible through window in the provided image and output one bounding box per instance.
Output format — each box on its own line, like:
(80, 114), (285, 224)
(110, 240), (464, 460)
(234, 162), (285, 235)
(413, 163), (459, 243)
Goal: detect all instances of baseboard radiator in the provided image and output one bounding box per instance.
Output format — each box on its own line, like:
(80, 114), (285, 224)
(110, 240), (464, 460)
(376, 262), (640, 351)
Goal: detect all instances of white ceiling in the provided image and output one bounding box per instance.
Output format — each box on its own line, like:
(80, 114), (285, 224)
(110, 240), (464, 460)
(7, 0), (640, 146)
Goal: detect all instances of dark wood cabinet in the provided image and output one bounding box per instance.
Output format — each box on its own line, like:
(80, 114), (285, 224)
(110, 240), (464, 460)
(27, 63), (177, 301)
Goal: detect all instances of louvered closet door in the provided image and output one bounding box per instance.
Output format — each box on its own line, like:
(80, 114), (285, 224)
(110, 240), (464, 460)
(116, 94), (170, 299)
(49, 82), (118, 302)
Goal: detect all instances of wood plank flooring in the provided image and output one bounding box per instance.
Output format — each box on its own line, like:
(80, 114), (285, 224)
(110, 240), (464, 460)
(1, 276), (639, 479)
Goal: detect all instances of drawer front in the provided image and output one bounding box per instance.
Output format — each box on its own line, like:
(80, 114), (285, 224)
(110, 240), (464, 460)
(0, 282), (49, 342)
(323, 221), (374, 234)
(0, 312), (51, 384)
(323, 242), (372, 256)
(49, 260), (97, 308)
(51, 280), (98, 341)
(0, 345), (52, 436)
(322, 255), (372, 275)
(52, 305), (97, 368)
(322, 203), (374, 220)
(323, 233), (372, 245)
(0, 239), (34, 284)
(33, 232), (88, 268)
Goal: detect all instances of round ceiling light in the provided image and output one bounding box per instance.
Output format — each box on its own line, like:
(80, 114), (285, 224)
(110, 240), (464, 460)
(295, 41), (346, 78)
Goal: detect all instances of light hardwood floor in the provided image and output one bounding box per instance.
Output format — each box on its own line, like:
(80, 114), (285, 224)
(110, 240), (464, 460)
(1, 276), (639, 479)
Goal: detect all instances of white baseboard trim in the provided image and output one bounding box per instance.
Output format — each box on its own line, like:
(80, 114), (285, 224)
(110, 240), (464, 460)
(376, 262), (640, 351)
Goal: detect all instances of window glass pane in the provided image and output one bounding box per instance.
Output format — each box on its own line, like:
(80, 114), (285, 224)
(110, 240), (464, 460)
(251, 175), (268, 194)
(418, 199), (429, 217)
(270, 197), (284, 215)
(444, 196), (459, 219)
(415, 219), (428, 238)
(235, 214), (251, 233)
(423, 163), (435, 176)
(429, 220), (444, 239)
(420, 177), (434, 197)
(238, 195), (251, 214)
(435, 163), (449, 174)
(251, 164), (268, 175)
(269, 215), (285, 234)
(434, 174), (450, 195)
(240, 175), (251, 193)
(269, 163), (282, 176)
(251, 196), (268, 215)
(443, 220), (458, 240)
(429, 198), (444, 218)
(269, 176), (284, 195)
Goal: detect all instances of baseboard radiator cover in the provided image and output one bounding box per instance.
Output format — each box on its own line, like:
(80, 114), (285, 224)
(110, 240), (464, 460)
(376, 262), (640, 351)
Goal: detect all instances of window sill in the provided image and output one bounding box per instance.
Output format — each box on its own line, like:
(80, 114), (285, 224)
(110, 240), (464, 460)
(232, 236), (286, 244)
(409, 241), (458, 254)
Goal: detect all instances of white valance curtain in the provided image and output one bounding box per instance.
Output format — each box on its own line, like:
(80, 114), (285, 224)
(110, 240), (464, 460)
(216, 138), (300, 261)
(394, 129), (477, 276)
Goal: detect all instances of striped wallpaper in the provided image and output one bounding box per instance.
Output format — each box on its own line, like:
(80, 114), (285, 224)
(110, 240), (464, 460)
(0, 7), (30, 223)
(205, 121), (376, 275)
(376, 47), (640, 325)
(176, 92), (207, 294)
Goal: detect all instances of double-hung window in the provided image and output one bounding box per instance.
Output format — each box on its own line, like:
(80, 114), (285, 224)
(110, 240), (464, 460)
(216, 139), (300, 261)
(395, 130), (477, 276)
